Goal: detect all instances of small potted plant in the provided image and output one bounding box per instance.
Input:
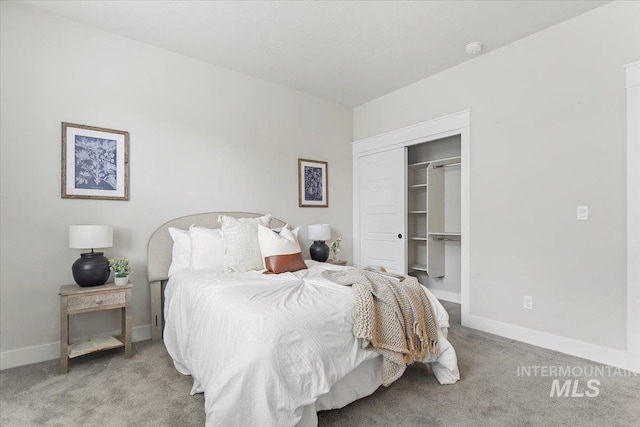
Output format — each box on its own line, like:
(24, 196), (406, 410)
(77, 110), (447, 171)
(109, 257), (130, 286)
(329, 238), (342, 263)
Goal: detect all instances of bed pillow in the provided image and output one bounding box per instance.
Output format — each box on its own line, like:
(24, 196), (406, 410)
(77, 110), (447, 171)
(218, 214), (272, 272)
(190, 226), (224, 271)
(258, 224), (306, 273)
(168, 227), (192, 277)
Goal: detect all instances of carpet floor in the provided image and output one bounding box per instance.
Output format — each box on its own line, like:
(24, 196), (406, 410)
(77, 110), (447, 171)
(1, 302), (638, 426)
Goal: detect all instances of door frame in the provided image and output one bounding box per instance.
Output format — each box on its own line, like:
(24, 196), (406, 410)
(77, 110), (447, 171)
(625, 60), (640, 372)
(353, 110), (471, 325)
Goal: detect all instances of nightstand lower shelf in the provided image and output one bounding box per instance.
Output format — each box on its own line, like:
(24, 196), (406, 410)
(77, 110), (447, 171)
(68, 335), (124, 358)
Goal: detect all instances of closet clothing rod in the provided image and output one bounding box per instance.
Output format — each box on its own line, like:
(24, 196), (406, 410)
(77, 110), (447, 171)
(432, 236), (461, 241)
(433, 162), (461, 169)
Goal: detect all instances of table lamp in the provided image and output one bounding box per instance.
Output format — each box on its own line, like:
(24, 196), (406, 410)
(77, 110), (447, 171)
(69, 225), (113, 287)
(308, 224), (331, 262)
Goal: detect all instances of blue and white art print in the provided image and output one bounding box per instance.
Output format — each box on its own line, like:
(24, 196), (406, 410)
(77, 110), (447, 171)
(62, 122), (129, 200)
(298, 158), (328, 207)
(74, 136), (117, 190)
(304, 166), (323, 201)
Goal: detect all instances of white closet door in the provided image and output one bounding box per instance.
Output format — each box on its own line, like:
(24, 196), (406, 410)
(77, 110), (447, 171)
(358, 147), (406, 273)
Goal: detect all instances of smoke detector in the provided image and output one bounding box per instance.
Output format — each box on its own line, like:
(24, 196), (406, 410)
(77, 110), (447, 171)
(465, 42), (483, 55)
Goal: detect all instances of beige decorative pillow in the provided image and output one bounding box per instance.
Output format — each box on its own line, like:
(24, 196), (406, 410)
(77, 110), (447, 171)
(218, 214), (272, 272)
(258, 224), (306, 273)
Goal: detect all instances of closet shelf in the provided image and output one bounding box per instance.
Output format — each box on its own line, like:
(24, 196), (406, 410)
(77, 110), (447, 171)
(428, 232), (461, 237)
(430, 156), (462, 168)
(409, 210), (427, 214)
(409, 184), (427, 189)
(408, 161), (430, 169)
(429, 231), (461, 242)
(408, 156), (461, 169)
(410, 237), (428, 241)
(409, 264), (428, 272)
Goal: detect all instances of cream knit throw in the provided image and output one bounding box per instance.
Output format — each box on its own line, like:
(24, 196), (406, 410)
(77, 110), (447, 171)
(323, 269), (439, 386)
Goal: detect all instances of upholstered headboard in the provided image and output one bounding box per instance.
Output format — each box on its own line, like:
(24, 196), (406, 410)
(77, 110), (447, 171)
(147, 211), (286, 282)
(147, 212), (287, 340)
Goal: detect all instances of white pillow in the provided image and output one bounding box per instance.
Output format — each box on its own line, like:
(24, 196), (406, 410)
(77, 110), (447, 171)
(168, 227), (191, 277)
(218, 214), (272, 272)
(270, 226), (301, 236)
(257, 224), (307, 273)
(279, 225), (301, 239)
(258, 224), (302, 259)
(189, 226), (224, 271)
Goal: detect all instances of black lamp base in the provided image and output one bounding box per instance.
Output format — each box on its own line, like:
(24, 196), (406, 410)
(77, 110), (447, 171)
(72, 252), (110, 287)
(310, 241), (329, 262)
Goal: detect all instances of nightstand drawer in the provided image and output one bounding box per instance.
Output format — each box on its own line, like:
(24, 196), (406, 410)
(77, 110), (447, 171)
(68, 291), (126, 311)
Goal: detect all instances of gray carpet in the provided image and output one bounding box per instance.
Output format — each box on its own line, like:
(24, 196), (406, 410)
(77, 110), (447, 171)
(1, 302), (639, 426)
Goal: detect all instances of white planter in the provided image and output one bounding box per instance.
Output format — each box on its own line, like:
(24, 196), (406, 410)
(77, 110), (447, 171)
(114, 275), (129, 286)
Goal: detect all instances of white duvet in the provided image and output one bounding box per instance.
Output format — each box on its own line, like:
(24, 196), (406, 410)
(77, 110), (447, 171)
(163, 262), (459, 426)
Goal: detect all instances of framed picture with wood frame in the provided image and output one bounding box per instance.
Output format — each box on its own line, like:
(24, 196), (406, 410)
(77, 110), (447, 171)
(61, 122), (129, 201)
(298, 158), (328, 208)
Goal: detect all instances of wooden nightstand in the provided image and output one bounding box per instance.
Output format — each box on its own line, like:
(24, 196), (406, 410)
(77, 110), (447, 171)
(59, 282), (132, 374)
(326, 260), (348, 266)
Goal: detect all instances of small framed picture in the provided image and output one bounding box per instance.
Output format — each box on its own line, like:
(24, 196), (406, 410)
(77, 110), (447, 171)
(61, 122), (129, 200)
(298, 158), (328, 208)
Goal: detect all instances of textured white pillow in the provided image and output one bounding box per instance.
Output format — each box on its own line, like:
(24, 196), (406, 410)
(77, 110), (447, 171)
(168, 227), (191, 277)
(218, 214), (272, 272)
(189, 226), (224, 271)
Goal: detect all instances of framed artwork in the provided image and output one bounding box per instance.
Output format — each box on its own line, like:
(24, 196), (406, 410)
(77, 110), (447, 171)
(298, 158), (328, 208)
(61, 122), (129, 201)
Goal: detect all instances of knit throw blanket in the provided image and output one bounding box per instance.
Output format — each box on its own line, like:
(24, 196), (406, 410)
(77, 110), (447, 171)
(323, 269), (439, 386)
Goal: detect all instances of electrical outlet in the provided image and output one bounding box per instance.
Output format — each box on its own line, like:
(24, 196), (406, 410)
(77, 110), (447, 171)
(523, 295), (533, 310)
(577, 205), (589, 220)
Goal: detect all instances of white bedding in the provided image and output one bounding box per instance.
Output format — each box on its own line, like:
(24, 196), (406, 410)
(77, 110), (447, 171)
(163, 261), (459, 426)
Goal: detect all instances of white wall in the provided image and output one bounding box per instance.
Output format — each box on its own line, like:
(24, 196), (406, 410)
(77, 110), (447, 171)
(354, 1), (639, 352)
(0, 2), (352, 368)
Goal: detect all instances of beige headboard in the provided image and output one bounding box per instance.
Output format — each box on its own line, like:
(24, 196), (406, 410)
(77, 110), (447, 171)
(147, 211), (286, 282)
(147, 211), (287, 340)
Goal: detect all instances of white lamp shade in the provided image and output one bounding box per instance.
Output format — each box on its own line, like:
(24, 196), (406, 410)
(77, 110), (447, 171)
(69, 225), (113, 249)
(308, 224), (331, 241)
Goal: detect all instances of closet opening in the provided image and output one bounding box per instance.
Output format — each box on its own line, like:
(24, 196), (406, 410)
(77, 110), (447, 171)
(407, 135), (462, 303)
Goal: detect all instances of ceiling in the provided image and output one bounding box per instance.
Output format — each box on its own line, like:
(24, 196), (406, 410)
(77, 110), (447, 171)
(21, 0), (608, 107)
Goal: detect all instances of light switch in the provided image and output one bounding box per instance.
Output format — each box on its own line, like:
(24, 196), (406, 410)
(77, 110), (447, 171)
(577, 205), (589, 221)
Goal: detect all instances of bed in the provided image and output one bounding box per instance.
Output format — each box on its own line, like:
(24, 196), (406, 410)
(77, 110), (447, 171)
(148, 212), (459, 427)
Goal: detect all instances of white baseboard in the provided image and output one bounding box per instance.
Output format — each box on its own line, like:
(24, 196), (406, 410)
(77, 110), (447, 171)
(428, 288), (461, 304)
(0, 324), (152, 371)
(5, 316), (635, 373)
(467, 315), (635, 372)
